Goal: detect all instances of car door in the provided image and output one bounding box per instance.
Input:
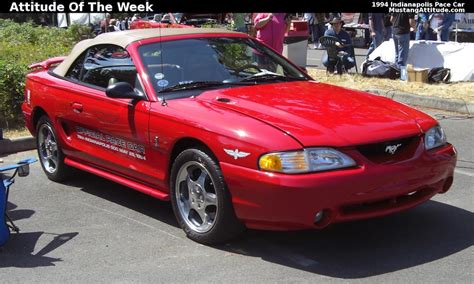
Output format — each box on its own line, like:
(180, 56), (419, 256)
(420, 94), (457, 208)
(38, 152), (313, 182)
(60, 44), (156, 184)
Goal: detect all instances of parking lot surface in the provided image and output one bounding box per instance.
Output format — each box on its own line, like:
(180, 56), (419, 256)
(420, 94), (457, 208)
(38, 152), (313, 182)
(0, 108), (472, 283)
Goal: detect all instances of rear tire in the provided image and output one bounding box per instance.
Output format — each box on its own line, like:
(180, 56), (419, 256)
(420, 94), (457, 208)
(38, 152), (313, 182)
(36, 116), (71, 182)
(170, 148), (244, 244)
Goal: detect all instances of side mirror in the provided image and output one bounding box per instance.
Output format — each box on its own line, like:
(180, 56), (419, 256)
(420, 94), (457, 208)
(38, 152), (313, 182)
(106, 82), (143, 100)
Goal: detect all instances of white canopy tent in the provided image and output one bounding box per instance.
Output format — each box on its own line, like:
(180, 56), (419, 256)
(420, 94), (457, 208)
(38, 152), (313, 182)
(56, 13), (107, 27)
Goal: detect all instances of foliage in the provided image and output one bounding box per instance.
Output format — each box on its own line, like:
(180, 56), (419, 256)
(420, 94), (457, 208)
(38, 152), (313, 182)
(0, 61), (27, 128)
(200, 23), (232, 30)
(0, 19), (92, 129)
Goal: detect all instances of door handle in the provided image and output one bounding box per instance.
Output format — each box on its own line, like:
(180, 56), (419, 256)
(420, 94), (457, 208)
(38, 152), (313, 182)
(71, 102), (83, 113)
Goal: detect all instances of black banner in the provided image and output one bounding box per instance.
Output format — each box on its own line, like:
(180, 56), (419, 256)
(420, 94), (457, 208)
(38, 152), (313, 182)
(1, 0), (473, 13)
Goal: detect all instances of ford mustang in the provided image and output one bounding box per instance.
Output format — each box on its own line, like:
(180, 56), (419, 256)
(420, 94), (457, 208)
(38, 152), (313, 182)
(22, 28), (456, 244)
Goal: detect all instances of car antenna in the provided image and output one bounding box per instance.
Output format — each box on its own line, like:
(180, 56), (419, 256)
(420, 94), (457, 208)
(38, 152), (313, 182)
(159, 21), (167, 107)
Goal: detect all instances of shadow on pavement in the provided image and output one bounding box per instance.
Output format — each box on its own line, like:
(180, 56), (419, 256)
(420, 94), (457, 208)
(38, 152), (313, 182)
(36, 170), (473, 278)
(63, 170), (179, 229)
(7, 202), (35, 221)
(215, 200), (473, 279)
(0, 202), (78, 268)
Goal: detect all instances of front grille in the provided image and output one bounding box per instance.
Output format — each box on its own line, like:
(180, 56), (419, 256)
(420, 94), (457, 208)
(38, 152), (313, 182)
(357, 136), (420, 164)
(340, 187), (436, 217)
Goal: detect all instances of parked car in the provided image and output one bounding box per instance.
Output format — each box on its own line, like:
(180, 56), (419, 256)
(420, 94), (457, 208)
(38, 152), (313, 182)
(180, 13), (220, 26)
(129, 14), (189, 30)
(23, 28), (457, 244)
(160, 13), (184, 24)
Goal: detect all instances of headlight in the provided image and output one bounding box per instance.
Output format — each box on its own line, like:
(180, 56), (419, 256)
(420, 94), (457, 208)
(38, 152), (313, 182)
(259, 148), (356, 174)
(424, 125), (447, 150)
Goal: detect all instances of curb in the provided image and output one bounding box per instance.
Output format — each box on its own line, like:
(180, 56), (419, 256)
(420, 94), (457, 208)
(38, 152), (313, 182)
(0, 136), (35, 155)
(365, 89), (474, 115)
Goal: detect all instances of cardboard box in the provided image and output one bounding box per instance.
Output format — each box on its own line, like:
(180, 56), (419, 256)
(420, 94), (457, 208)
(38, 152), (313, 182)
(408, 67), (429, 83)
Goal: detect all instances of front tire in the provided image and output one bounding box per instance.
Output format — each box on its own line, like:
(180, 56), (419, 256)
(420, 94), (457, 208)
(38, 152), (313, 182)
(170, 148), (244, 244)
(36, 116), (71, 182)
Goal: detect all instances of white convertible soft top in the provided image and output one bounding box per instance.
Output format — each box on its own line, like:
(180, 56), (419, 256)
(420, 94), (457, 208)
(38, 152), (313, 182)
(53, 28), (240, 77)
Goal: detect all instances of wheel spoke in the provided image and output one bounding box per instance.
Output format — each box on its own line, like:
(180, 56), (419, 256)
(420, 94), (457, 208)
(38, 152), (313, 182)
(186, 166), (195, 178)
(186, 175), (195, 192)
(181, 199), (192, 218)
(197, 170), (207, 189)
(194, 207), (207, 225)
(50, 140), (58, 150)
(47, 158), (57, 171)
(45, 129), (52, 144)
(205, 192), (217, 206)
(41, 126), (49, 139)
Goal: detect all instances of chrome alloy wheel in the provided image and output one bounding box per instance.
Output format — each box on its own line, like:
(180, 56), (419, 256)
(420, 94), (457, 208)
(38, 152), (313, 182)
(38, 123), (59, 174)
(175, 161), (218, 233)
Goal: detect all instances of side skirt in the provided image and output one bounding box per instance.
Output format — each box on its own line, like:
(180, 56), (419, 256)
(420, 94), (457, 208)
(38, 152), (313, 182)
(64, 157), (170, 201)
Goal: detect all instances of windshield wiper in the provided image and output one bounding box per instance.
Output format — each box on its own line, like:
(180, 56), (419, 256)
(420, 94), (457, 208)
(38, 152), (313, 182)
(239, 73), (305, 83)
(158, 81), (252, 93)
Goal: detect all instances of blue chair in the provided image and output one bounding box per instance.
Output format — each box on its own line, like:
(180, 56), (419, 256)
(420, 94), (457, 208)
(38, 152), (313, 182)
(1, 157), (37, 247)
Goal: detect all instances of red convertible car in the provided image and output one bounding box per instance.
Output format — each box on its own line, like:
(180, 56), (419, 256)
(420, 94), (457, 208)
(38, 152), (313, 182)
(23, 28), (456, 244)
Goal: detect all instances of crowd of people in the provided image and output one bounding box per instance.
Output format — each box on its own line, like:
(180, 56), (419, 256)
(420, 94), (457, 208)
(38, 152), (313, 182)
(96, 12), (459, 80)
(302, 12), (457, 79)
(98, 13), (143, 33)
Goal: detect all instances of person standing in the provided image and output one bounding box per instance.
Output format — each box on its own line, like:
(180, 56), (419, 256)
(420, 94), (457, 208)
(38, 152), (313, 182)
(366, 13), (385, 59)
(253, 13), (290, 54)
(383, 13), (393, 41)
(360, 13), (371, 47)
(304, 13), (318, 49)
(391, 13), (416, 80)
(100, 13), (111, 34)
(115, 18), (122, 31)
(435, 13), (455, 41)
(315, 13), (327, 48)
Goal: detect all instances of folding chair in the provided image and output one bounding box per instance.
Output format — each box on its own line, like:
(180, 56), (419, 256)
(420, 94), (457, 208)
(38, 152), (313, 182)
(0, 157), (37, 246)
(319, 36), (358, 74)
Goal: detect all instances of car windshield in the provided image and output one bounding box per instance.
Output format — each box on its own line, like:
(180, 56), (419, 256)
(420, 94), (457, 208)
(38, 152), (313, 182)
(138, 37), (309, 97)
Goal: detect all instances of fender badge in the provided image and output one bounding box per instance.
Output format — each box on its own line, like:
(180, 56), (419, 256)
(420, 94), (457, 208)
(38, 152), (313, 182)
(385, 144), (402, 155)
(224, 149), (250, 160)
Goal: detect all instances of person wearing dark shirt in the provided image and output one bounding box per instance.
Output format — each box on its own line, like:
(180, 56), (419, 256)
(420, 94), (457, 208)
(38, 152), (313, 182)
(322, 17), (355, 73)
(366, 13), (385, 59)
(383, 13), (393, 40)
(391, 13), (416, 79)
(415, 13), (435, 40)
(436, 13), (455, 41)
(315, 13), (327, 49)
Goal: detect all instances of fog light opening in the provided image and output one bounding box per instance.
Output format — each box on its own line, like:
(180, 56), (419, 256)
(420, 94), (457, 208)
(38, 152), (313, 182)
(314, 210), (324, 223)
(314, 209), (332, 228)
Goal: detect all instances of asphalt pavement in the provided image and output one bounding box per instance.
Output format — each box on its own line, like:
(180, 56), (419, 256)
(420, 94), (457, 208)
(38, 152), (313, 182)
(0, 107), (472, 283)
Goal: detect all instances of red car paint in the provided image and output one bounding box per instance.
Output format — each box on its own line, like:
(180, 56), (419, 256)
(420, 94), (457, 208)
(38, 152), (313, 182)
(22, 32), (456, 231)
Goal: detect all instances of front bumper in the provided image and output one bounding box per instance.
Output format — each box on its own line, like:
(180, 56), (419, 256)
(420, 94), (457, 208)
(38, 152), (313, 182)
(221, 144), (456, 230)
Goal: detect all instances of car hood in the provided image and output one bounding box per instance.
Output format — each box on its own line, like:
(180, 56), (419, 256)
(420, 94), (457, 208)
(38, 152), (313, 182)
(197, 81), (430, 147)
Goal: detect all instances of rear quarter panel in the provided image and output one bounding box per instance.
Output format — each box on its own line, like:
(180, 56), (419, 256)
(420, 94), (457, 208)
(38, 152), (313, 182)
(24, 72), (71, 136)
